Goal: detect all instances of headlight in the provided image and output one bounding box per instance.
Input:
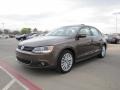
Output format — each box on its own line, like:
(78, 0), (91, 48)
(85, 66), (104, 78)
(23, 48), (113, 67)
(32, 46), (54, 54)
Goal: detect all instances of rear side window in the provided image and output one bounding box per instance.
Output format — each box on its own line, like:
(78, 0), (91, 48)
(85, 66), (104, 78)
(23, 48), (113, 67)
(90, 27), (102, 36)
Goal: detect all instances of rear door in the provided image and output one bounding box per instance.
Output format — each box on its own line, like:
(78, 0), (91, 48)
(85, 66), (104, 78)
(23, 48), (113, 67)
(90, 27), (103, 53)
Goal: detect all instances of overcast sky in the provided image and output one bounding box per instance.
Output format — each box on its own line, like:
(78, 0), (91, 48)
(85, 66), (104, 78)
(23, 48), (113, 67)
(0, 0), (120, 33)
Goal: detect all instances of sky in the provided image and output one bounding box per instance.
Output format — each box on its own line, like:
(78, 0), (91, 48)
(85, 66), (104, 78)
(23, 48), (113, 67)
(0, 0), (120, 33)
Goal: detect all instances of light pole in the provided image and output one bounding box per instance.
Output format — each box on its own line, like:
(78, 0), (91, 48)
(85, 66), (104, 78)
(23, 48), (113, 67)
(113, 12), (120, 33)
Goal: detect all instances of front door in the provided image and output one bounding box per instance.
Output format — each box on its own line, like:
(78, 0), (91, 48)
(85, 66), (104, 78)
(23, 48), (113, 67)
(76, 27), (93, 59)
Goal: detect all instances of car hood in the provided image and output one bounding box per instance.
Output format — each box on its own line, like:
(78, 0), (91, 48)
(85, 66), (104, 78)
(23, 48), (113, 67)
(19, 36), (71, 47)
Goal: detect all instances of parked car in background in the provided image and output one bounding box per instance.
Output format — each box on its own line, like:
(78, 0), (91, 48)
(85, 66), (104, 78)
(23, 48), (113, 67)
(0, 34), (9, 39)
(16, 33), (39, 41)
(107, 34), (120, 44)
(16, 34), (27, 41)
(0, 35), (2, 38)
(104, 34), (108, 41)
(9, 34), (15, 38)
(16, 24), (107, 73)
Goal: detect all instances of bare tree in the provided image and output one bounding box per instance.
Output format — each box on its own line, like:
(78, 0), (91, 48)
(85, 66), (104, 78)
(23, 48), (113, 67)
(33, 28), (38, 33)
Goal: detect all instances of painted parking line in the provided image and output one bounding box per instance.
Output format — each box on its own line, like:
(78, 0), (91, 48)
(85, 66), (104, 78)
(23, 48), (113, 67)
(3, 79), (16, 90)
(0, 66), (28, 90)
(0, 60), (42, 90)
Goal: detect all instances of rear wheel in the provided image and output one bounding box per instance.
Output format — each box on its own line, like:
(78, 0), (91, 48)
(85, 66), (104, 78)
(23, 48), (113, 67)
(57, 50), (74, 73)
(115, 39), (119, 44)
(98, 45), (106, 58)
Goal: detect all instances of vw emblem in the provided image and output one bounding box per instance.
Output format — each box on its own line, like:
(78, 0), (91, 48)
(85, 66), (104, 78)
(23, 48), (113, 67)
(21, 46), (24, 50)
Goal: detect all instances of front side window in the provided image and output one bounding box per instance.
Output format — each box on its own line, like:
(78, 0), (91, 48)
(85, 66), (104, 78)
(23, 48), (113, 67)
(79, 27), (91, 36)
(47, 26), (80, 36)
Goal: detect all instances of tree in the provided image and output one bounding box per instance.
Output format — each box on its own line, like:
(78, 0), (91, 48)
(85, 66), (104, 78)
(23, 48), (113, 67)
(4, 29), (10, 34)
(33, 28), (38, 33)
(21, 28), (31, 34)
(12, 30), (20, 35)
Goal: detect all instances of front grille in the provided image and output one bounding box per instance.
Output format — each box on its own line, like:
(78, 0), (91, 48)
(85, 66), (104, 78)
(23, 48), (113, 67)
(18, 45), (34, 52)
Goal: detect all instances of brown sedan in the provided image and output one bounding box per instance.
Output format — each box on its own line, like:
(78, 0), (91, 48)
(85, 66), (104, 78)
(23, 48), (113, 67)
(16, 24), (107, 73)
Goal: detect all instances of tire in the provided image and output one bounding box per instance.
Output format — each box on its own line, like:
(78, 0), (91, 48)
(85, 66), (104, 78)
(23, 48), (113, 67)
(56, 50), (74, 73)
(118, 40), (120, 44)
(98, 45), (106, 58)
(115, 39), (119, 44)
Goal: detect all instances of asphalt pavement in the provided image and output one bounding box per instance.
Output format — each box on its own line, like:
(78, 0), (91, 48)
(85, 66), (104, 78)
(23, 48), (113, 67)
(0, 38), (120, 90)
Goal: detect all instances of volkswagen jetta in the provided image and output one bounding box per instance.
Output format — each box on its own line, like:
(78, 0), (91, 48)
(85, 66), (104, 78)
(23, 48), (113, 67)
(16, 24), (107, 73)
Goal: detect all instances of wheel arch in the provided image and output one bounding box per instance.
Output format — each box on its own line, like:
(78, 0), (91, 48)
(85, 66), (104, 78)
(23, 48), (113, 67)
(103, 43), (107, 49)
(58, 47), (76, 63)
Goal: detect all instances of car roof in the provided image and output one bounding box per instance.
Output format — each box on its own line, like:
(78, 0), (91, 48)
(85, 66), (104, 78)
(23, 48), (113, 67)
(65, 24), (96, 28)
(62, 24), (90, 28)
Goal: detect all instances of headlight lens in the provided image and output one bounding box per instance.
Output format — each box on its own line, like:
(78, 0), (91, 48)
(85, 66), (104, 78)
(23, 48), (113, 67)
(32, 46), (54, 53)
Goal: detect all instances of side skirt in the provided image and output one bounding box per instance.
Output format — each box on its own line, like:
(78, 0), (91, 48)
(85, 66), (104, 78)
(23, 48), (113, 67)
(75, 52), (100, 63)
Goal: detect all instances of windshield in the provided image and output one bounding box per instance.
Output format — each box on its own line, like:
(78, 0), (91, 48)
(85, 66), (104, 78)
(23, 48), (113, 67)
(46, 26), (80, 36)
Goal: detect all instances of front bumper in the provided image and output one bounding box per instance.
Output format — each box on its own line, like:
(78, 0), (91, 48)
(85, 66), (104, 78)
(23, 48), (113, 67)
(16, 48), (56, 68)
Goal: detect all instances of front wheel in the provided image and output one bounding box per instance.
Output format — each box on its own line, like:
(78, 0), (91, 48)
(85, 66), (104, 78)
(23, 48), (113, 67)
(57, 50), (74, 73)
(98, 45), (106, 58)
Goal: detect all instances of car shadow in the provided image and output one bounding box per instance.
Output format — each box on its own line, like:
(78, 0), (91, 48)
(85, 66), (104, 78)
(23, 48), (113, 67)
(72, 56), (102, 70)
(19, 56), (102, 77)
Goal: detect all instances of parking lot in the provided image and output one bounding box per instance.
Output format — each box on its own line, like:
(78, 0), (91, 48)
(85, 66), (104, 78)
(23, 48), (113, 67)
(0, 38), (120, 90)
(0, 66), (28, 90)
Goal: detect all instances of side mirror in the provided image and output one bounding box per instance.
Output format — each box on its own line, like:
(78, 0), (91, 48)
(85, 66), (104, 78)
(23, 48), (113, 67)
(75, 34), (86, 40)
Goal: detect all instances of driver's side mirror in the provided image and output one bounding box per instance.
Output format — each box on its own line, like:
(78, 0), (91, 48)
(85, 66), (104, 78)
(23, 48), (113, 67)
(75, 34), (87, 40)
